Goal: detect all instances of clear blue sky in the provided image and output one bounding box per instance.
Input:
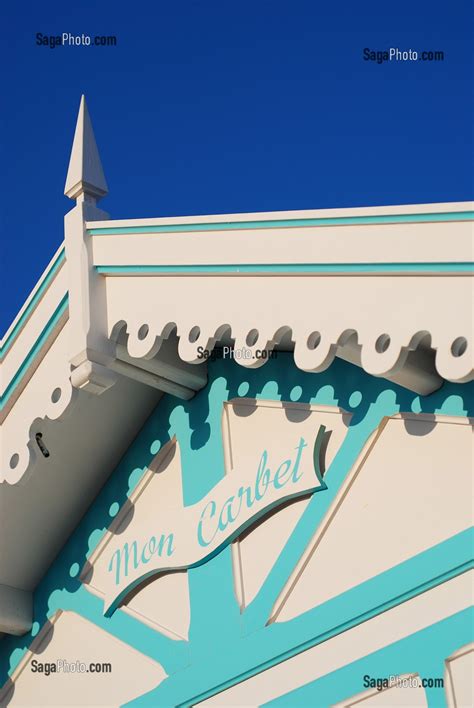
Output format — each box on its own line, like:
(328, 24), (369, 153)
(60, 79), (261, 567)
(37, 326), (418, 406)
(1, 0), (473, 334)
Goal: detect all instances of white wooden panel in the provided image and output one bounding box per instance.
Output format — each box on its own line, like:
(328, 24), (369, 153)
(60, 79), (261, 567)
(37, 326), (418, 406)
(273, 415), (473, 623)
(0, 610), (166, 706)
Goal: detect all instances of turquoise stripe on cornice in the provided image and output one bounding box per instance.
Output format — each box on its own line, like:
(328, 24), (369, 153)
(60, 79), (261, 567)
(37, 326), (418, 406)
(88, 210), (474, 235)
(0, 248), (66, 356)
(96, 262), (474, 275)
(0, 294), (69, 410)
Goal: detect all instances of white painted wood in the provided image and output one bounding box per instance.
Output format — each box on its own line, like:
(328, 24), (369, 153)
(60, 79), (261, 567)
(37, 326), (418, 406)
(64, 95), (108, 201)
(65, 197), (115, 377)
(272, 415), (473, 623)
(91, 221), (474, 267)
(0, 610), (166, 706)
(86, 199), (474, 229)
(104, 272), (474, 386)
(1, 323), (75, 482)
(445, 643), (474, 708)
(1, 377), (160, 592)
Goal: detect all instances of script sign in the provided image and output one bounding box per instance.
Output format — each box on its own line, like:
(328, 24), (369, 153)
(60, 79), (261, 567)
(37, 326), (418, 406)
(103, 426), (327, 616)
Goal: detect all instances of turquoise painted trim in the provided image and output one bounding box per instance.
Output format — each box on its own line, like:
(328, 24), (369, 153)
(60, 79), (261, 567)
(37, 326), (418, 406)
(0, 294), (69, 411)
(130, 534), (474, 708)
(145, 531), (473, 707)
(0, 248), (65, 355)
(88, 210), (474, 235)
(241, 531), (474, 671)
(263, 608), (473, 707)
(95, 262), (474, 275)
(185, 606), (473, 708)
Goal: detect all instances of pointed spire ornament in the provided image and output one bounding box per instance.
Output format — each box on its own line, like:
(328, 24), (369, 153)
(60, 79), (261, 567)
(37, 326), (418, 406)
(64, 95), (108, 202)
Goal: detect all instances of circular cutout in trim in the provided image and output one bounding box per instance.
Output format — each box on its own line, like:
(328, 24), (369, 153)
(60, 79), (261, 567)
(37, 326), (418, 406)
(138, 324), (149, 340)
(375, 333), (391, 353)
(246, 329), (259, 346)
(451, 337), (468, 357)
(188, 326), (201, 343)
(307, 331), (321, 350)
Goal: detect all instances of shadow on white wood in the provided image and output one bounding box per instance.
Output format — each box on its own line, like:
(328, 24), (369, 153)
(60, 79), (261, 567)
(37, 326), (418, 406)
(0, 610), (166, 706)
(81, 438), (191, 640)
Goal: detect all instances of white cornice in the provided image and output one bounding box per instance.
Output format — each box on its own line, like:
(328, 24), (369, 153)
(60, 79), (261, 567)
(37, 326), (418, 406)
(86, 200), (474, 229)
(1, 204), (473, 479)
(2, 204), (473, 488)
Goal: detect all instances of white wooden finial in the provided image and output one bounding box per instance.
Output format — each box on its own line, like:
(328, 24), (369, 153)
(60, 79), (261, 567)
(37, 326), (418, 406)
(64, 95), (108, 202)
